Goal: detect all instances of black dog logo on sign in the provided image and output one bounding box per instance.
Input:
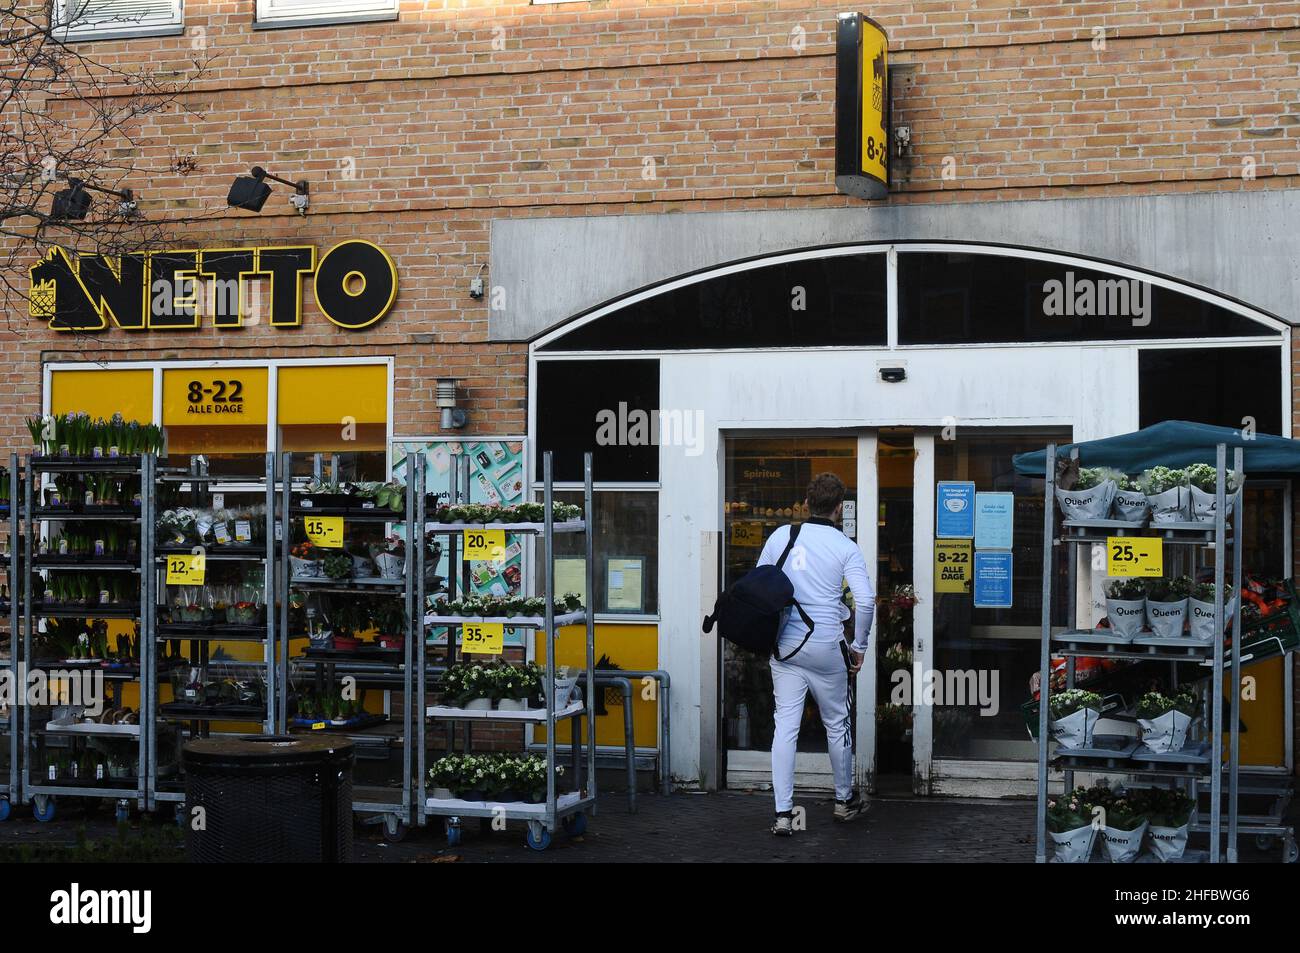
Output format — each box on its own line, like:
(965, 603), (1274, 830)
(871, 51), (885, 112)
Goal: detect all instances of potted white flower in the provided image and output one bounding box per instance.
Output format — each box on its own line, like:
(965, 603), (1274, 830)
(1143, 575), (1191, 639)
(1055, 466), (1116, 521)
(1105, 577), (1148, 641)
(1045, 788), (1097, 863)
(1136, 690), (1198, 753)
(1110, 472), (1150, 523)
(1138, 466), (1190, 523)
(372, 535), (406, 579)
(1048, 689), (1103, 749)
(1136, 788), (1195, 862)
(1188, 581), (1239, 642)
(1098, 794), (1148, 864)
(1184, 463), (1241, 523)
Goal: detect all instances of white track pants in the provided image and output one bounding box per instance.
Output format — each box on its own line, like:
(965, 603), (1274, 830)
(770, 639), (855, 813)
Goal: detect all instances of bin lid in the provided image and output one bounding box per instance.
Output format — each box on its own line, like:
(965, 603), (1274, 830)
(183, 734), (354, 768)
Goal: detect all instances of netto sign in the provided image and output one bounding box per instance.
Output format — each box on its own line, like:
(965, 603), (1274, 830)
(29, 240), (397, 332)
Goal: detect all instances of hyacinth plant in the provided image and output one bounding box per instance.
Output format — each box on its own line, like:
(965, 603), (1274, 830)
(26, 413), (163, 458)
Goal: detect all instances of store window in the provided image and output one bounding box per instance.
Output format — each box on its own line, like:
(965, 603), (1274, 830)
(1139, 346), (1283, 435)
(535, 358), (659, 483)
(932, 431), (1071, 762)
(54, 0), (183, 40)
(255, 0), (397, 27)
(721, 436), (858, 753)
(538, 253), (887, 352)
(898, 252), (1279, 345)
(278, 364), (387, 480)
(549, 491), (658, 616)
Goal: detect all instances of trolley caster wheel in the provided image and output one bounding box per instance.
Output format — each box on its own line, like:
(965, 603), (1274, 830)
(525, 821), (552, 852)
(33, 796), (55, 823)
(563, 812), (587, 837)
(382, 815), (409, 843)
(115, 800), (130, 824)
(175, 804), (188, 829)
(0, 799), (10, 822)
(445, 820), (462, 847)
(1254, 834), (1277, 852)
(1285, 838), (1298, 864)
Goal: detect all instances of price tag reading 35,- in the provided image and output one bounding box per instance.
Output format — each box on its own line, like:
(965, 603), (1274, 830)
(166, 553), (206, 585)
(305, 516), (344, 548)
(463, 529), (506, 562)
(1106, 536), (1163, 577)
(461, 622), (504, 654)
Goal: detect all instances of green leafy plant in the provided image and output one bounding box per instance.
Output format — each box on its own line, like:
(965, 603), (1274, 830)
(1131, 788), (1194, 828)
(1139, 466), (1187, 495)
(1184, 463), (1238, 493)
(1144, 575), (1192, 601)
(1073, 467), (1105, 490)
(1106, 577), (1146, 601)
(321, 550), (353, 580)
(1191, 580), (1232, 603)
(1048, 689), (1103, 719)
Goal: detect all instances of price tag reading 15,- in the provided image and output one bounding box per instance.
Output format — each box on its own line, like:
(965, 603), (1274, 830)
(305, 516), (344, 548)
(463, 529), (506, 562)
(166, 553), (206, 585)
(1106, 536), (1163, 577)
(461, 623), (504, 654)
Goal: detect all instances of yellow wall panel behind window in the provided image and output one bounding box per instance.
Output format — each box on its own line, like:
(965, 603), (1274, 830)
(278, 364), (387, 426)
(50, 369), (153, 421)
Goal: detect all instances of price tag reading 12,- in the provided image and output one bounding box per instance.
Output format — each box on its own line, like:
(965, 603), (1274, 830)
(463, 529), (506, 562)
(166, 553), (206, 585)
(1106, 536), (1163, 577)
(305, 516), (344, 548)
(461, 623), (504, 654)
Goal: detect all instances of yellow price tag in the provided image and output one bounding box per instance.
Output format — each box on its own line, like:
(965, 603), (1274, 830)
(1106, 536), (1163, 577)
(311, 721), (326, 731)
(729, 520), (764, 547)
(305, 515), (344, 548)
(166, 553), (206, 586)
(463, 529), (506, 562)
(461, 622), (504, 654)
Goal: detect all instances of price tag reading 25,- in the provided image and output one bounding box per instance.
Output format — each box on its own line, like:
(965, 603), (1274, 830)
(461, 622), (504, 654)
(1106, 536), (1163, 577)
(463, 529), (506, 562)
(305, 516), (344, 548)
(166, 553), (206, 585)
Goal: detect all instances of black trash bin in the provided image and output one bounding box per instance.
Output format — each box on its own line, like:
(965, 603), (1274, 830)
(183, 735), (354, 863)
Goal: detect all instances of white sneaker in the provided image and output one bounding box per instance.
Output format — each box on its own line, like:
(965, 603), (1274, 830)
(771, 813), (794, 836)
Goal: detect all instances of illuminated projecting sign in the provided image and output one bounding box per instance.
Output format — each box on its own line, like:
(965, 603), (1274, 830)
(28, 240), (397, 332)
(834, 12), (890, 200)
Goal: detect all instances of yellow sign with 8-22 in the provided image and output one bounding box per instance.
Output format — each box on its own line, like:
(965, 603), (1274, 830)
(1106, 536), (1163, 577)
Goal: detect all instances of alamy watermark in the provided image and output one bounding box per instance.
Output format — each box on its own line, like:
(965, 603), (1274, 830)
(595, 402), (704, 457)
(1042, 271), (1150, 327)
(0, 664), (104, 714)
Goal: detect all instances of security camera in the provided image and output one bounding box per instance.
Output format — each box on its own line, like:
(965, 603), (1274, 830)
(289, 191), (309, 215)
(879, 366), (907, 383)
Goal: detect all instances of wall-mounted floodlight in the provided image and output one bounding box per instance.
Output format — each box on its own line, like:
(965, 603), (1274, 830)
(227, 166), (309, 215)
(49, 178), (138, 222)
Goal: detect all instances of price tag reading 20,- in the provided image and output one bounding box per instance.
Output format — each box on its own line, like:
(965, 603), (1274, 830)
(463, 529), (506, 562)
(305, 516), (344, 548)
(461, 622), (504, 654)
(166, 553), (206, 585)
(1106, 536), (1163, 577)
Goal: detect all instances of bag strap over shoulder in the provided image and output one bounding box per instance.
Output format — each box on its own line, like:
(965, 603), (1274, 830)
(775, 523), (802, 569)
(773, 523), (814, 661)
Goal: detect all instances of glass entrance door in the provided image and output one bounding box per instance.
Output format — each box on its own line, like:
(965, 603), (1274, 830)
(720, 435), (858, 784)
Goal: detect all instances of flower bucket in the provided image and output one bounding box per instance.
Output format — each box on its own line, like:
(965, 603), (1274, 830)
(1146, 487), (1190, 524)
(1048, 825), (1096, 863)
(1055, 481), (1116, 521)
(1112, 489), (1150, 523)
(290, 556), (322, 578)
(1101, 821), (1148, 864)
(463, 696), (493, 712)
(375, 552), (405, 579)
(1138, 710), (1193, 754)
(1144, 598), (1188, 639)
(431, 787), (454, 800)
(1049, 707), (1100, 749)
(544, 672), (579, 710)
(309, 631), (332, 650)
(496, 697), (527, 712)
(1188, 486), (1242, 523)
(1105, 598), (1146, 641)
(1147, 819), (1192, 862)
(1188, 594), (1239, 643)
(352, 555), (375, 578)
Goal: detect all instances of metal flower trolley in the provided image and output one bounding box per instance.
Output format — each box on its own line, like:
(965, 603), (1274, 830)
(1028, 438), (1245, 863)
(423, 451), (596, 851)
(1, 455), (24, 821)
(21, 452), (156, 824)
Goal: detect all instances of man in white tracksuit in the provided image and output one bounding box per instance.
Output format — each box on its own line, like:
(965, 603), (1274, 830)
(757, 472), (874, 836)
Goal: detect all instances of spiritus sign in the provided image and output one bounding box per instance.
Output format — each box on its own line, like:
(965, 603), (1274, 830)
(29, 240), (397, 333)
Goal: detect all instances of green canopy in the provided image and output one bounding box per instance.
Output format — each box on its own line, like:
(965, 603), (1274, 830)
(1012, 420), (1300, 476)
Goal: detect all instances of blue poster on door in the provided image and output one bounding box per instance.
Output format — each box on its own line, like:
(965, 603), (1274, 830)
(973, 552), (1013, 608)
(975, 492), (1015, 550)
(936, 481), (976, 538)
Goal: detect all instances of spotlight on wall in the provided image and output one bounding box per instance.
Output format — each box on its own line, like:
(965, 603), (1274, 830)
(227, 167), (309, 215)
(436, 378), (468, 430)
(48, 178), (137, 222)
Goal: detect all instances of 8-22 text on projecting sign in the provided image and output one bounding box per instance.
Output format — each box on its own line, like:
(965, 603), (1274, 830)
(835, 13), (890, 200)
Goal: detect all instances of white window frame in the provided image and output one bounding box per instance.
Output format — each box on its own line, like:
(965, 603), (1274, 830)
(54, 0), (184, 42)
(254, 0), (398, 29)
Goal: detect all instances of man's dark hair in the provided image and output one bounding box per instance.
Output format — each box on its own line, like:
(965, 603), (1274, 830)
(805, 472), (846, 517)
